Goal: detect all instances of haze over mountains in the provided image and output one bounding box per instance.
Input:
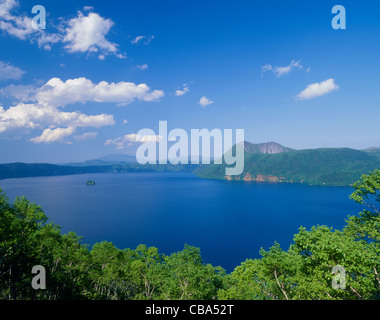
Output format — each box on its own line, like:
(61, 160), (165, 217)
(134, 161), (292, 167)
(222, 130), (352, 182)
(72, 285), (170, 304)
(67, 154), (138, 166)
(66, 141), (380, 166)
(0, 141), (379, 185)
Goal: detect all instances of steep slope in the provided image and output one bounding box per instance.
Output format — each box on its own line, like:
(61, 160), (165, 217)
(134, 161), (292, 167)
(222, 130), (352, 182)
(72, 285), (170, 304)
(240, 141), (295, 154)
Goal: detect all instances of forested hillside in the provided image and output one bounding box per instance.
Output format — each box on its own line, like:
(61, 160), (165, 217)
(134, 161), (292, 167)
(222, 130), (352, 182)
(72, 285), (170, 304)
(196, 147), (380, 186)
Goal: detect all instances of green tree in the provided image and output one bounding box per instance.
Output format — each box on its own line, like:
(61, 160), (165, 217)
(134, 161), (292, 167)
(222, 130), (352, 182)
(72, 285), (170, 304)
(0, 191), (49, 299)
(88, 241), (138, 300)
(291, 226), (379, 299)
(159, 244), (225, 300)
(130, 244), (163, 300)
(343, 169), (380, 298)
(218, 243), (302, 300)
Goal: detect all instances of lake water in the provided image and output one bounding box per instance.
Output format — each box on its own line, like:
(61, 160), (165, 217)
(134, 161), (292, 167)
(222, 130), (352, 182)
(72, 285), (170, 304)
(0, 172), (361, 273)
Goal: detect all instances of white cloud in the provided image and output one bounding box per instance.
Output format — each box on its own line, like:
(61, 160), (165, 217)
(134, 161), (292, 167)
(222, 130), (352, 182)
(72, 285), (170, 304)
(261, 60), (303, 77)
(296, 78), (339, 100)
(0, 0), (36, 39)
(0, 102), (114, 135)
(0, 75), (165, 143)
(83, 6), (94, 11)
(0, 83), (36, 101)
(175, 85), (189, 96)
(131, 35), (154, 45)
(105, 133), (161, 149)
(0, 0), (60, 49)
(36, 77), (164, 107)
(30, 126), (76, 144)
(35, 32), (61, 51)
(125, 133), (161, 143)
(75, 131), (97, 141)
(62, 11), (125, 59)
(0, 60), (25, 81)
(261, 64), (273, 75)
(0, 2), (124, 57)
(136, 64), (148, 70)
(199, 96), (213, 107)
(274, 60), (303, 77)
(131, 35), (145, 44)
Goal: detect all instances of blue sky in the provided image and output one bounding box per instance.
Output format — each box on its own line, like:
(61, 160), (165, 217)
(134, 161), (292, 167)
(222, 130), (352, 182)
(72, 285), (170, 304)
(0, 0), (379, 163)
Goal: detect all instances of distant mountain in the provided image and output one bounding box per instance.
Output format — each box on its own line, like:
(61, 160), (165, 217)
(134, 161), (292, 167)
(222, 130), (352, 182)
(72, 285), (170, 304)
(67, 153), (214, 167)
(239, 141), (295, 154)
(195, 145), (380, 186)
(0, 163), (112, 180)
(362, 147), (380, 159)
(0, 162), (198, 180)
(96, 154), (137, 163)
(363, 147), (380, 151)
(2, 142), (380, 185)
(66, 153), (137, 166)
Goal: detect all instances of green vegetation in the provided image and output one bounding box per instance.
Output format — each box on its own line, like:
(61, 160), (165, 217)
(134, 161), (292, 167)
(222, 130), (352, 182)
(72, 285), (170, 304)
(1, 170), (380, 300)
(195, 148), (380, 186)
(85, 180), (95, 186)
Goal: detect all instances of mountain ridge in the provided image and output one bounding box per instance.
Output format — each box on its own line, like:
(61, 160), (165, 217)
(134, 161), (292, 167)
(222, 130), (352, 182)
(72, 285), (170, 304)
(1, 141), (379, 185)
(195, 145), (380, 186)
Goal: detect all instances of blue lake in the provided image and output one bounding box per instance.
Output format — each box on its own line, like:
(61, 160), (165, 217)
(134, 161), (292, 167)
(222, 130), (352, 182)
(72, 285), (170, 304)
(0, 172), (361, 273)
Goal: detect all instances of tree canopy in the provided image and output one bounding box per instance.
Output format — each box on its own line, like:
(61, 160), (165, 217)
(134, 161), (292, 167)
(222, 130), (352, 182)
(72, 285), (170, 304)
(1, 170), (380, 300)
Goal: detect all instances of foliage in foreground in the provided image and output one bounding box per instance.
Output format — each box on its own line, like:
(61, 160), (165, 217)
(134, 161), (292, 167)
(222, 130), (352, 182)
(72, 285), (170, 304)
(1, 170), (380, 300)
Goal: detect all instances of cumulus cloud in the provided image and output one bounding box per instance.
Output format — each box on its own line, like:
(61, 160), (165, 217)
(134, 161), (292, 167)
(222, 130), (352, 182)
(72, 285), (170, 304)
(296, 78), (339, 100)
(0, 0), (36, 39)
(30, 126), (76, 144)
(199, 96), (213, 107)
(62, 11), (125, 59)
(0, 76), (164, 143)
(0, 60), (25, 81)
(0, 2), (124, 57)
(0, 102), (115, 135)
(0, 83), (36, 101)
(0, 0), (61, 50)
(35, 77), (164, 107)
(262, 60), (304, 77)
(105, 133), (161, 149)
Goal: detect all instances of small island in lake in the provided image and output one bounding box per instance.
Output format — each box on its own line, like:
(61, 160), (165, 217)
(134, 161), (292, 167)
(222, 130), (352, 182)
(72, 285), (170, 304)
(86, 180), (95, 186)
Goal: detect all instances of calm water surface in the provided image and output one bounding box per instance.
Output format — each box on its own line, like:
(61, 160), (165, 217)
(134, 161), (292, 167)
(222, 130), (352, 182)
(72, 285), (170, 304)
(0, 172), (360, 272)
